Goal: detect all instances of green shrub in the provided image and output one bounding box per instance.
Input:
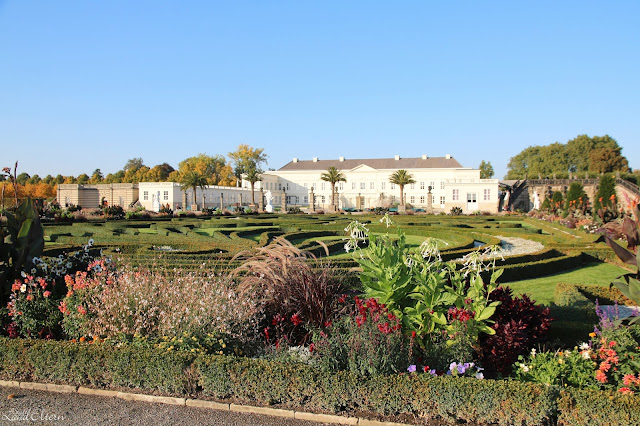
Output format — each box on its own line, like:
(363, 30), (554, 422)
(4, 337), (640, 425)
(555, 283), (591, 307)
(558, 388), (640, 425)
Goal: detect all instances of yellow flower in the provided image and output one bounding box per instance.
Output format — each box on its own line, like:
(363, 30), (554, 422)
(589, 332), (597, 338)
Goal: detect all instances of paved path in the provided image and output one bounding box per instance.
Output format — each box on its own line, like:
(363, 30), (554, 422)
(0, 388), (331, 426)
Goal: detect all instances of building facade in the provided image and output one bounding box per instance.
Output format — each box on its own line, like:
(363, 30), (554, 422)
(138, 182), (253, 211)
(246, 155), (499, 214)
(57, 183), (139, 209)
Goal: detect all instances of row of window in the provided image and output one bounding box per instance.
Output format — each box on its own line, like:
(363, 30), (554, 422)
(267, 181), (449, 192)
(451, 189), (491, 202)
(143, 191), (170, 201)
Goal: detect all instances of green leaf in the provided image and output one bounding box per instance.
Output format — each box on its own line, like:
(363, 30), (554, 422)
(17, 219), (33, 240)
(475, 306), (496, 321)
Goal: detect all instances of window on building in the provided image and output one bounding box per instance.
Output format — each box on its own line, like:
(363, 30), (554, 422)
(352, 182), (356, 189)
(410, 196), (415, 204)
(420, 181), (425, 190)
(484, 189), (490, 200)
(370, 182), (375, 189)
(440, 196), (445, 205)
(339, 182), (344, 190)
(360, 182), (365, 189)
(163, 191), (169, 200)
(420, 196), (425, 204)
(430, 181), (435, 190)
(432, 195), (436, 204)
(143, 191), (148, 201)
(321, 182), (326, 190)
(410, 183), (415, 190)
(391, 183), (396, 190)
(286, 183), (290, 190)
(304, 196), (308, 204)
(452, 189), (459, 201)
(467, 193), (477, 203)
(441, 181), (445, 190)
(320, 195), (325, 203)
(381, 182), (386, 190)
(278, 183), (282, 190)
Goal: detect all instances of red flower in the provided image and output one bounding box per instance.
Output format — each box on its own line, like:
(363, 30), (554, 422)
(411, 331), (417, 338)
(291, 313), (302, 326)
(619, 387), (634, 395)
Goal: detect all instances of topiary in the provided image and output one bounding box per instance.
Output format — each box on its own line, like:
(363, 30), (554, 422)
(478, 287), (552, 377)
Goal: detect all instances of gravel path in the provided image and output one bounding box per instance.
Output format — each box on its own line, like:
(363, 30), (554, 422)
(495, 236), (544, 257)
(0, 388), (331, 426)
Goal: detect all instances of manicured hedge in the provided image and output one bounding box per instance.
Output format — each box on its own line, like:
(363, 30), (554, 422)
(558, 388), (640, 425)
(2, 338), (639, 424)
(555, 283), (634, 306)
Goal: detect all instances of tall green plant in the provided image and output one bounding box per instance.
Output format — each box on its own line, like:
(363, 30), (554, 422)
(346, 214), (501, 349)
(1, 164), (45, 306)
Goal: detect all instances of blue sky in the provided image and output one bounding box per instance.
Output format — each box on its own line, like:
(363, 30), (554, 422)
(1, 1), (638, 179)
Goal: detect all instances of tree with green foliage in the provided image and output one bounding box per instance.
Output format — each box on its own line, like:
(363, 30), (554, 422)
(566, 182), (588, 211)
(551, 191), (564, 212)
(180, 171), (208, 210)
(507, 134), (630, 179)
(179, 154), (235, 186)
(595, 174), (617, 212)
(90, 169), (103, 184)
(321, 166), (347, 210)
(389, 170), (415, 210)
(228, 145), (267, 180)
(479, 161), (494, 179)
(124, 158), (144, 172)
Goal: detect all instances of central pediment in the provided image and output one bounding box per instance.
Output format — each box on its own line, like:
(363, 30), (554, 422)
(349, 164), (378, 172)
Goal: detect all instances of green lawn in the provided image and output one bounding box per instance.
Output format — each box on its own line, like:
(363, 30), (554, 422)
(505, 262), (629, 305)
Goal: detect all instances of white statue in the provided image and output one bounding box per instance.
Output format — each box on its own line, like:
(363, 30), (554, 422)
(265, 190), (273, 213)
(152, 191), (160, 212)
(533, 191), (541, 210)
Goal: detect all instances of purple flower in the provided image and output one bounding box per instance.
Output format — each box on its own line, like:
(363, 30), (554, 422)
(428, 369), (437, 376)
(457, 364), (466, 374)
(407, 365), (416, 373)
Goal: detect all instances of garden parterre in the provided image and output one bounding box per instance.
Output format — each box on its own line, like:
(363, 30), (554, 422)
(2, 203), (640, 424)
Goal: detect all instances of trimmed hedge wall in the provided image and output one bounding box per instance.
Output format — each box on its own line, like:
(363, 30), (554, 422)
(555, 283), (634, 306)
(2, 338), (639, 425)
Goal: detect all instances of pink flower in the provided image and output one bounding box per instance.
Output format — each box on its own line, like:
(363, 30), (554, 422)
(43, 291), (52, 298)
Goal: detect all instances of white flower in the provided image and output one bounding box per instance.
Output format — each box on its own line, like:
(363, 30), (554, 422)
(20, 284), (27, 293)
(379, 213), (393, 228)
(564, 350), (571, 357)
(519, 363), (530, 373)
(531, 348), (537, 357)
(579, 342), (590, 351)
(581, 351), (590, 360)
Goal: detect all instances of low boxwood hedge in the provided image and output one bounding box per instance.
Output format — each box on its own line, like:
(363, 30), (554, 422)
(1, 338), (638, 425)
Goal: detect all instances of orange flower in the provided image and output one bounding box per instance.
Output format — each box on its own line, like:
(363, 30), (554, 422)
(596, 370), (608, 383)
(619, 387), (634, 395)
(79, 336), (85, 342)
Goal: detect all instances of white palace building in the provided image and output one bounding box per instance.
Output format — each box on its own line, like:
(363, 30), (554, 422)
(59, 154), (499, 214)
(253, 154), (499, 214)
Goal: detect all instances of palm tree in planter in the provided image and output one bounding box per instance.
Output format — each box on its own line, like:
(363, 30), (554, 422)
(180, 171), (208, 211)
(321, 166), (347, 212)
(389, 169), (415, 212)
(245, 168), (261, 207)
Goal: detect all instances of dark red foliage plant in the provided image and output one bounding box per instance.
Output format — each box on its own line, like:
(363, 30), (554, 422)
(478, 287), (552, 377)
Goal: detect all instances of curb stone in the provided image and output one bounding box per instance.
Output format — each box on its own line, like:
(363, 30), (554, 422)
(295, 411), (358, 425)
(19, 382), (49, 391)
(78, 387), (120, 398)
(0, 380), (20, 388)
(231, 404), (295, 418)
(186, 399), (230, 411)
(116, 391), (186, 406)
